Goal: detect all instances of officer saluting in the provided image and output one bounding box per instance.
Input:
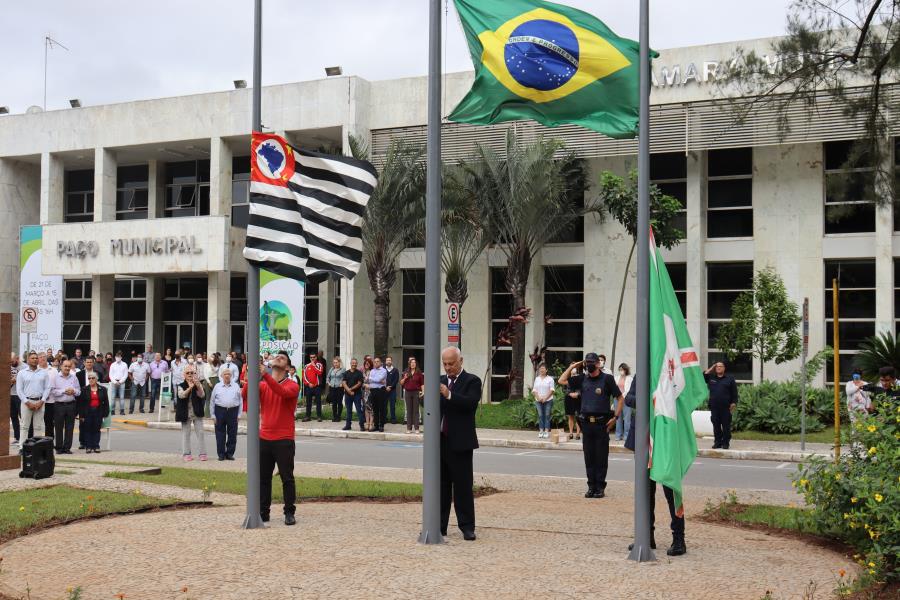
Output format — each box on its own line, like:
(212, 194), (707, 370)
(559, 352), (623, 498)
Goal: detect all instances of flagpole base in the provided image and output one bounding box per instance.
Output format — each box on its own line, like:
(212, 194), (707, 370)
(241, 513), (266, 530)
(627, 544), (657, 562)
(417, 529), (445, 545)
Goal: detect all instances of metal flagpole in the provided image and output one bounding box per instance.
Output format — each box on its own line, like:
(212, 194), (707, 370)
(242, 0), (264, 529)
(628, 0), (655, 562)
(419, 0), (444, 545)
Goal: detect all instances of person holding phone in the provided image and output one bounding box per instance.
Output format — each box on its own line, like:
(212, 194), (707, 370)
(845, 369), (871, 422)
(176, 365), (207, 461)
(559, 352), (623, 499)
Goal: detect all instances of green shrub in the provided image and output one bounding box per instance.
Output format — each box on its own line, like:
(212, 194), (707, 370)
(731, 381), (827, 434)
(517, 385), (569, 429)
(794, 392), (900, 582)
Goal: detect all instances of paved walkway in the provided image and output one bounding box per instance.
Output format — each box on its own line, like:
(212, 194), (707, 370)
(0, 453), (853, 600)
(119, 411), (834, 462)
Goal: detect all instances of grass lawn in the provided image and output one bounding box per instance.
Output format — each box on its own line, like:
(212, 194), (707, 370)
(0, 485), (178, 542)
(107, 466), (424, 502)
(731, 428), (844, 444)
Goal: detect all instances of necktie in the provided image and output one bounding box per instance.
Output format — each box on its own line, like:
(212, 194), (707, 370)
(441, 377), (456, 435)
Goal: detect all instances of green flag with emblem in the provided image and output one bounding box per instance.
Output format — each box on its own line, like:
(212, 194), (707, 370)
(449, 0), (651, 138)
(648, 228), (709, 515)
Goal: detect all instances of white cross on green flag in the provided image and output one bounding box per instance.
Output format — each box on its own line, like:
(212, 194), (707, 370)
(648, 228), (709, 515)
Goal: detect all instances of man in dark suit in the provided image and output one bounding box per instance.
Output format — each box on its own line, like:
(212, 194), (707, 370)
(438, 346), (481, 541)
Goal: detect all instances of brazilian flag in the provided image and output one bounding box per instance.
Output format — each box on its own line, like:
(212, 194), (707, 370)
(449, 0), (650, 139)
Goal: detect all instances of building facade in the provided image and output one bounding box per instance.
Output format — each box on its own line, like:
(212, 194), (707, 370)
(0, 35), (897, 399)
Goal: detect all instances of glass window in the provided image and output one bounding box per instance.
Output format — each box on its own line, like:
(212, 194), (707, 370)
(548, 185), (585, 244)
(64, 169), (95, 223)
(490, 267), (513, 401)
(402, 270), (425, 361)
(232, 156), (251, 228)
(112, 278), (147, 355)
(706, 262), (753, 382)
(825, 259), (877, 383)
(115, 165), (149, 221)
(543, 266), (583, 367)
(824, 140), (877, 234)
(651, 152), (687, 239)
(63, 280), (91, 356)
(707, 148), (752, 238)
(668, 262), (687, 316)
(164, 160), (210, 218)
(334, 280), (342, 359)
(230, 275), (248, 323)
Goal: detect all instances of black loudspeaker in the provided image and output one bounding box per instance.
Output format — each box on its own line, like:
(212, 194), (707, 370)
(19, 436), (55, 479)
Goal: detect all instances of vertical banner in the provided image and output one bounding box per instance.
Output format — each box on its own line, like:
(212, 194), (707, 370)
(258, 269), (305, 365)
(19, 225), (63, 355)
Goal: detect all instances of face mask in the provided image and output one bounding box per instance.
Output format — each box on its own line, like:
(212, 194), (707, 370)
(137, 358), (143, 363)
(115, 357), (121, 363)
(188, 359), (195, 364)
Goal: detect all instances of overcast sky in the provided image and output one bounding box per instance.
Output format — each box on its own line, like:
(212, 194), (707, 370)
(1, 0), (793, 113)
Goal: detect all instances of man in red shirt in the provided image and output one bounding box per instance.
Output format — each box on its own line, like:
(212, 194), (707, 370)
(301, 351), (324, 422)
(242, 351), (300, 526)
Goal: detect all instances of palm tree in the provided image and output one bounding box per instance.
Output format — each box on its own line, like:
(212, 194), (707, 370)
(441, 166), (487, 349)
(351, 135), (426, 358)
(854, 331), (900, 379)
(458, 131), (592, 399)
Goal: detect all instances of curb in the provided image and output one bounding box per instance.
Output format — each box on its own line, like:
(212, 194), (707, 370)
(145, 421), (828, 463)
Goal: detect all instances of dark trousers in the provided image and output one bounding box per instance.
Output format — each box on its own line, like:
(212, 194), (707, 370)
(440, 435), (475, 534)
(710, 405), (732, 447)
(53, 402), (76, 451)
(10, 394), (20, 442)
(150, 378), (161, 412)
(82, 409), (103, 450)
(386, 388), (397, 423)
(214, 405), (239, 459)
(579, 418), (610, 492)
(43, 402), (55, 439)
(649, 480), (685, 537)
(370, 387), (386, 429)
(304, 385), (322, 419)
(344, 392), (363, 427)
(259, 438), (296, 517)
(129, 382), (147, 412)
(328, 387), (343, 421)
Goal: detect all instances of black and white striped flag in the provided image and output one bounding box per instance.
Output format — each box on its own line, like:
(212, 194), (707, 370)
(243, 132), (377, 281)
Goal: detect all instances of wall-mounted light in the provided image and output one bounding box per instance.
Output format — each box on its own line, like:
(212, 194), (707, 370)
(69, 99), (81, 108)
(234, 80), (247, 89)
(0, 106), (8, 115)
(325, 66), (343, 77)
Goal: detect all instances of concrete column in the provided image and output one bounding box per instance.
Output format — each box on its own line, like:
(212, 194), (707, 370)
(93, 148), (116, 222)
(341, 278), (353, 360)
(209, 137), (233, 217)
(39, 152), (64, 224)
(461, 254), (490, 401)
(144, 277), (164, 351)
(90, 275), (114, 352)
(147, 160), (165, 219)
(874, 153), (895, 334)
(321, 277), (337, 358)
(522, 260), (544, 389)
(685, 150), (707, 354)
(207, 271), (231, 353)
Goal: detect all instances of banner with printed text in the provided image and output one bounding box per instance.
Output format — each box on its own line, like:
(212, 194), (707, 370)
(19, 225), (64, 355)
(259, 269), (305, 365)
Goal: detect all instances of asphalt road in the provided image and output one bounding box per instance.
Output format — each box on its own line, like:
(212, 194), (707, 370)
(96, 427), (797, 491)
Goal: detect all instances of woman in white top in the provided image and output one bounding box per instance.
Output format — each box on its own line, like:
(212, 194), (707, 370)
(614, 363), (634, 441)
(532, 363), (556, 439)
(845, 369), (871, 422)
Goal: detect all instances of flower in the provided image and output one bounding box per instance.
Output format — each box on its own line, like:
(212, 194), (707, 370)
(843, 513), (850, 519)
(838, 569), (846, 578)
(874, 493), (883, 502)
(799, 479), (808, 487)
(834, 473), (842, 480)
(869, 569), (876, 575)
(868, 562), (875, 568)
(867, 446), (877, 455)
(18, 506), (24, 512)
(866, 425), (876, 432)
(851, 497), (858, 503)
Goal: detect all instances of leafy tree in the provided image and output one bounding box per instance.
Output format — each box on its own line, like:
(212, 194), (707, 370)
(351, 135), (426, 358)
(715, 266), (802, 380)
(854, 331), (900, 378)
(726, 0), (900, 203)
(598, 170), (684, 369)
(459, 131), (595, 399)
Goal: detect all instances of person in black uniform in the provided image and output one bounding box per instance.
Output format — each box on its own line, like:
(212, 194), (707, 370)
(559, 352), (623, 498)
(704, 362), (738, 449)
(623, 377), (687, 556)
(439, 346), (481, 541)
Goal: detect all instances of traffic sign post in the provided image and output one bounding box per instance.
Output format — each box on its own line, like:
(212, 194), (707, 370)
(800, 297), (809, 451)
(447, 302), (461, 347)
(21, 307), (38, 352)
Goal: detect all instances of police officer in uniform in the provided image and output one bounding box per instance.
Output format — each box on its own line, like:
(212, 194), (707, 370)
(559, 352), (623, 498)
(704, 362), (738, 449)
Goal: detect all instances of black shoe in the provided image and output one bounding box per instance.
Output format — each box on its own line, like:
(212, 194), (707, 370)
(667, 536), (686, 556)
(78, 445), (85, 450)
(93, 449), (101, 453)
(378, 428), (384, 432)
(722, 444), (730, 450)
(712, 443), (721, 449)
(594, 489), (605, 498)
(585, 489), (596, 498)
(440, 529), (448, 536)
(260, 513), (270, 523)
(301, 417), (311, 422)
(391, 419), (397, 425)
(359, 426), (365, 431)
(341, 425), (350, 431)
(462, 529), (476, 541)
(226, 456), (235, 461)
(139, 410), (145, 413)
(218, 457), (225, 461)
(86, 448), (93, 454)
(628, 536), (656, 551)
(284, 514), (296, 526)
